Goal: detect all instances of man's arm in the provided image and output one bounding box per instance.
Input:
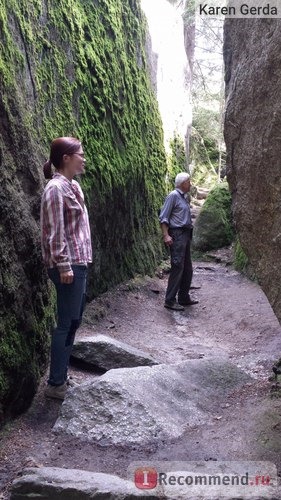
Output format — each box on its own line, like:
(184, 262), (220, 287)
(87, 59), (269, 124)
(160, 223), (173, 246)
(159, 193), (175, 246)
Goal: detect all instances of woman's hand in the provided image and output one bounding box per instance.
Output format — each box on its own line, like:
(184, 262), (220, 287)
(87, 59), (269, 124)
(60, 270), (74, 284)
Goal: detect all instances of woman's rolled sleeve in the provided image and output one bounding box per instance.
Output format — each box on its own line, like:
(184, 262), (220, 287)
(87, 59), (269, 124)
(44, 186), (71, 273)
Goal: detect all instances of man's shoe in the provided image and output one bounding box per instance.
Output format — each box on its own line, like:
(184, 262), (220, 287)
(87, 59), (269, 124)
(44, 382), (67, 400)
(164, 302), (184, 311)
(178, 298), (199, 306)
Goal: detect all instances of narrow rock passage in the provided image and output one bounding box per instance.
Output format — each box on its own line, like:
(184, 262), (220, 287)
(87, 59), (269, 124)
(1, 260), (281, 498)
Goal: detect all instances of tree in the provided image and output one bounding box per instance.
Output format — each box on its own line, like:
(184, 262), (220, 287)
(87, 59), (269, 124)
(185, 5), (225, 186)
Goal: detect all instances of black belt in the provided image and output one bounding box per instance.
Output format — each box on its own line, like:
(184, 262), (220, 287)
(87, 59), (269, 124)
(169, 226), (192, 231)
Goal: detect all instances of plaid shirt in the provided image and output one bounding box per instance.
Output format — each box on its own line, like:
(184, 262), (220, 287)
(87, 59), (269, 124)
(40, 172), (92, 273)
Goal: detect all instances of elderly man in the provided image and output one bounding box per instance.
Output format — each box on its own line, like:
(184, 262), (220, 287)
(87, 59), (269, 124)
(159, 172), (198, 311)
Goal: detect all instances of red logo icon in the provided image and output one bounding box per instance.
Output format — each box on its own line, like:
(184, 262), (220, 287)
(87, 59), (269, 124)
(134, 467), (158, 489)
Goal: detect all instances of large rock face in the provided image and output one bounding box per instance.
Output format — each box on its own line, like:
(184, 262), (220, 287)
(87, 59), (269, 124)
(0, 0), (166, 422)
(224, 19), (281, 324)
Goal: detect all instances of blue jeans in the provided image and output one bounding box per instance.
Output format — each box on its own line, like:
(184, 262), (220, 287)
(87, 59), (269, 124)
(47, 265), (88, 386)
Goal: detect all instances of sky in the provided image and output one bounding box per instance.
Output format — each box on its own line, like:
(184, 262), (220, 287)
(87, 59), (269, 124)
(141, 0), (192, 148)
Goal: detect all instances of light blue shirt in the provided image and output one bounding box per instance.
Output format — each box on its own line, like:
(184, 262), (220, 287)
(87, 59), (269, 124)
(159, 188), (192, 228)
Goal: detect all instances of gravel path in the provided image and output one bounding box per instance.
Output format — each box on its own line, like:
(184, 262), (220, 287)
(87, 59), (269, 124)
(1, 258), (281, 498)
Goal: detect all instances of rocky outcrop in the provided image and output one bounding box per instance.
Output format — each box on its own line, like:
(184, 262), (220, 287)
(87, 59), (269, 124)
(54, 359), (249, 447)
(192, 183), (234, 251)
(224, 19), (281, 324)
(0, 0), (166, 423)
(71, 334), (158, 370)
(0, 104), (54, 421)
(10, 467), (154, 500)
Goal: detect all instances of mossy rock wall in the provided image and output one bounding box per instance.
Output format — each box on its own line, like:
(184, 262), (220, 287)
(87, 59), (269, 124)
(192, 183), (234, 251)
(0, 0), (166, 422)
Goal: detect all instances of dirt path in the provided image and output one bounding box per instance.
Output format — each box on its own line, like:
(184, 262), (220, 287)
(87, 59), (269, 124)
(1, 258), (281, 498)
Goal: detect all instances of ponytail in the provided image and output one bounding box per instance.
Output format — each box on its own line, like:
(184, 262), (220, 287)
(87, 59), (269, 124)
(44, 137), (81, 179)
(43, 159), (52, 179)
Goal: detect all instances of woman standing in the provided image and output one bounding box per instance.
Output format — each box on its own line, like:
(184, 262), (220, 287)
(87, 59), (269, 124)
(41, 137), (92, 400)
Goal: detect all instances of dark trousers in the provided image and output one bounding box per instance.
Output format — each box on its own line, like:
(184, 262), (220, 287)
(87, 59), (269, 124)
(47, 265), (87, 386)
(165, 228), (193, 304)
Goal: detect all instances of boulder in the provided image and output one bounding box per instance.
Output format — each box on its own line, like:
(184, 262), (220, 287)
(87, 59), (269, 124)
(224, 19), (281, 324)
(71, 334), (158, 370)
(10, 467), (156, 499)
(54, 359), (249, 447)
(192, 183), (234, 251)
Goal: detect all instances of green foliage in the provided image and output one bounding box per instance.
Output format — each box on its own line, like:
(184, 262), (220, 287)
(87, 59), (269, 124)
(190, 107), (225, 188)
(190, 128), (218, 189)
(233, 237), (256, 280)
(0, 0), (167, 419)
(189, 14), (225, 187)
(192, 107), (221, 152)
(192, 182), (235, 251)
(233, 237), (248, 273)
(166, 133), (187, 192)
(191, 161), (217, 189)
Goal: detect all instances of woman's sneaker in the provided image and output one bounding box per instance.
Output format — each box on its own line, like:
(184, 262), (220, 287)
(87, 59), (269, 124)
(44, 382), (67, 400)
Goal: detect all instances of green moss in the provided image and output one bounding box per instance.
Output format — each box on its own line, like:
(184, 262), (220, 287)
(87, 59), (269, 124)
(166, 133), (187, 192)
(0, 290), (55, 421)
(233, 237), (256, 281)
(192, 182), (235, 251)
(9, 0), (165, 295)
(0, 0), (167, 419)
(234, 237), (248, 273)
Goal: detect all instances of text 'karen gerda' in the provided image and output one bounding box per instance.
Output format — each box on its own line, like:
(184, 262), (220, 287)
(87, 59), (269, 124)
(198, 3), (278, 16)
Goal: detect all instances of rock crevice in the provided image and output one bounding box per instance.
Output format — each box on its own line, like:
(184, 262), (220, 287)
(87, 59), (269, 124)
(224, 19), (281, 323)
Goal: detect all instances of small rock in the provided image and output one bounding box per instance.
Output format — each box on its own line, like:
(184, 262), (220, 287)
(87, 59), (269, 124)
(71, 334), (158, 371)
(220, 403), (230, 409)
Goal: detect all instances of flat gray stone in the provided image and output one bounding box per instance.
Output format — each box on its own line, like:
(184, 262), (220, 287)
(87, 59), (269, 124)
(71, 334), (158, 370)
(10, 464), (279, 500)
(54, 359), (250, 447)
(10, 467), (157, 499)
